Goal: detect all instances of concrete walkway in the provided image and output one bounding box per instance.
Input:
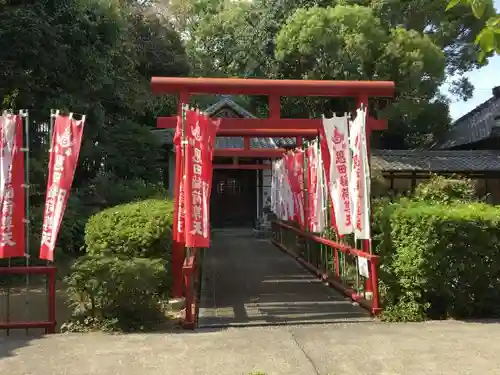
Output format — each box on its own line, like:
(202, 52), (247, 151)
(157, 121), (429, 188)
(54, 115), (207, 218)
(3, 231), (500, 374)
(2, 321), (500, 375)
(198, 230), (370, 327)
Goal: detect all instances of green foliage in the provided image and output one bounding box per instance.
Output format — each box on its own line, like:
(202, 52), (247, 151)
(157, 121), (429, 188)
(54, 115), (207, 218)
(0, 0), (188, 193)
(63, 255), (169, 332)
(378, 201), (500, 321)
(276, 5), (388, 76)
(63, 197), (175, 332)
(371, 168), (390, 197)
(85, 199), (174, 258)
(413, 175), (476, 204)
(79, 173), (169, 208)
(275, 4), (448, 148)
(446, 0), (499, 61)
(180, 0), (492, 147)
(24, 177), (170, 259)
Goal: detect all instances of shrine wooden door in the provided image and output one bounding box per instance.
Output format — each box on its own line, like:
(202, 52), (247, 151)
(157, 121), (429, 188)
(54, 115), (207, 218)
(210, 169), (257, 228)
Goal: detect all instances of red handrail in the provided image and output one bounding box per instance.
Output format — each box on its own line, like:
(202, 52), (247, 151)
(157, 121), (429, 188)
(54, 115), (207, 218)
(271, 220), (381, 315)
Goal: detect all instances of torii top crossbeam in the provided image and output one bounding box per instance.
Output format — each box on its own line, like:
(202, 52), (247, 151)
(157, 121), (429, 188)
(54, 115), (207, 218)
(151, 77), (395, 157)
(151, 77), (395, 97)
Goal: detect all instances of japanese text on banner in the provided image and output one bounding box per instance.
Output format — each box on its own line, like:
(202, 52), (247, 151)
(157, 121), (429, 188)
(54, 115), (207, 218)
(40, 115), (85, 261)
(183, 111), (217, 248)
(0, 114), (25, 258)
(322, 115), (353, 235)
(349, 107), (371, 240)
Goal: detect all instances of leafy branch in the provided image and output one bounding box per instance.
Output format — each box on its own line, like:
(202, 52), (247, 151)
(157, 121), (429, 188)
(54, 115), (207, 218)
(446, 0), (500, 61)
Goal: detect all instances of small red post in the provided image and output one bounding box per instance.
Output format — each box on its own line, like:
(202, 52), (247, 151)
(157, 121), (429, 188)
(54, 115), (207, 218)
(47, 268), (57, 333)
(369, 256), (381, 313)
(334, 248), (340, 278)
(183, 269), (192, 324)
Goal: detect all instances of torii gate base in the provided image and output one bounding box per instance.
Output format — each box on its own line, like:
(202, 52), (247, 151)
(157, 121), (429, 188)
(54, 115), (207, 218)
(151, 77), (395, 299)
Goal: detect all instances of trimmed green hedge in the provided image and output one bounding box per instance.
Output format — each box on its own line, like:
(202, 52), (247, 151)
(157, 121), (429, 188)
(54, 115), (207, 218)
(84, 199), (174, 258)
(378, 201), (500, 321)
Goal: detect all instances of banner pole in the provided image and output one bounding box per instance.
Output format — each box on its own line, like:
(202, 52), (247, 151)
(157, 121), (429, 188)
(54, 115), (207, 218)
(19, 109), (30, 333)
(49, 109), (57, 152)
(181, 105), (190, 261)
(3, 110), (12, 336)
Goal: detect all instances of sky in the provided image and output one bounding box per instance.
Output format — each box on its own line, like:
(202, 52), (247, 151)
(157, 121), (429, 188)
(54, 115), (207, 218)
(446, 0), (500, 121)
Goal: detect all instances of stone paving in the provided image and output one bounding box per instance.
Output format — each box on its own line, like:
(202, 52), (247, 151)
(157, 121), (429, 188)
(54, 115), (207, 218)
(2, 321), (500, 375)
(198, 230), (371, 328)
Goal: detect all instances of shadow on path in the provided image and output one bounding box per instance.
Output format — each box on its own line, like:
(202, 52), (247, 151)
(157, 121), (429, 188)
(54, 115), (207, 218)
(198, 229), (371, 328)
(0, 333), (40, 360)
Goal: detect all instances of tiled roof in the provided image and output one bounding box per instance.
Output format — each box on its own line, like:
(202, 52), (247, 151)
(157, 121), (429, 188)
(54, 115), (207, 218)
(204, 96), (256, 119)
(436, 91), (500, 149)
(371, 150), (500, 172)
(151, 129), (296, 149)
(214, 136), (295, 149)
(152, 96), (295, 149)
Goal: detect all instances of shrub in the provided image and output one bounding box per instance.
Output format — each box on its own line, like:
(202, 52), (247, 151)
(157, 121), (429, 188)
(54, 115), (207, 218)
(27, 195), (89, 258)
(84, 198), (174, 258)
(413, 174), (476, 204)
(379, 201), (500, 321)
(371, 167), (390, 197)
(78, 173), (169, 208)
(63, 255), (169, 332)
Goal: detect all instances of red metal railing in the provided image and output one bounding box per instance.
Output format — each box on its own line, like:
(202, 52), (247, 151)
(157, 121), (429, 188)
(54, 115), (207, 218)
(271, 221), (381, 315)
(0, 266), (57, 333)
(182, 248), (204, 329)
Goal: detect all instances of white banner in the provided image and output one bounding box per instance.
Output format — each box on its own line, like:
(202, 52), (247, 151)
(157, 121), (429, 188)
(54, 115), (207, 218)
(271, 159), (280, 216)
(322, 114), (353, 235)
(308, 141), (327, 233)
(349, 107), (371, 240)
(271, 158), (294, 221)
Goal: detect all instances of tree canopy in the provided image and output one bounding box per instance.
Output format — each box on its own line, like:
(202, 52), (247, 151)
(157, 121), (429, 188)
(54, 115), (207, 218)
(446, 0), (500, 61)
(0, 0), (189, 191)
(180, 0), (493, 147)
(0, 0), (496, 161)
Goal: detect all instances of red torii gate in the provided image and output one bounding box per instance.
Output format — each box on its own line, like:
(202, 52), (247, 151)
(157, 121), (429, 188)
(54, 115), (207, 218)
(151, 77), (395, 297)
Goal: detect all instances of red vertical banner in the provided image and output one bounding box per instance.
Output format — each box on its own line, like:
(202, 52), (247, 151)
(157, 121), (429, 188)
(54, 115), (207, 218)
(0, 114), (25, 258)
(306, 144), (317, 232)
(320, 119), (339, 233)
(40, 114), (85, 261)
(183, 110), (218, 248)
(285, 151), (305, 228)
(284, 153), (296, 221)
(294, 150), (305, 229)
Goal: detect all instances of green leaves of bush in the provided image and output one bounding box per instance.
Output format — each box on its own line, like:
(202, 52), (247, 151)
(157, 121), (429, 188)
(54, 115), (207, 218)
(84, 199), (174, 258)
(64, 256), (169, 332)
(379, 201), (500, 321)
(413, 174), (476, 204)
(65, 198), (175, 332)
